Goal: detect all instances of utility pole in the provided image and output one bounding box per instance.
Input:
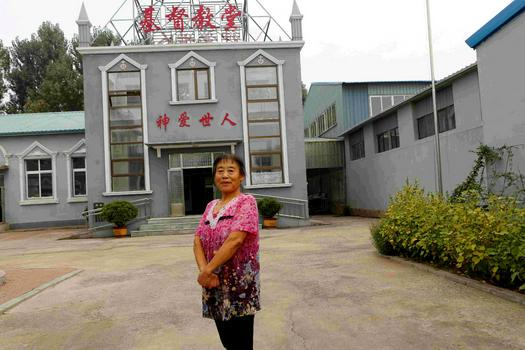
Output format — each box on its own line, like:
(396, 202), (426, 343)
(425, 0), (443, 194)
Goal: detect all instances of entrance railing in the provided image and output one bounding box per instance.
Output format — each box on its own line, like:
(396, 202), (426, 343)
(82, 198), (152, 229)
(250, 193), (309, 220)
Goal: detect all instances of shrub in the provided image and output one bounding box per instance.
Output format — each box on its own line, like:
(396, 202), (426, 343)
(342, 205), (352, 216)
(370, 222), (395, 256)
(257, 197), (282, 218)
(100, 201), (138, 228)
(374, 182), (525, 292)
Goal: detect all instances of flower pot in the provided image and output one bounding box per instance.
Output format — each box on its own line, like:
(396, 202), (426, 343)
(263, 217), (277, 229)
(113, 227), (128, 238)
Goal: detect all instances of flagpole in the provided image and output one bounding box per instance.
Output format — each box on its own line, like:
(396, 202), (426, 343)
(425, 0), (443, 194)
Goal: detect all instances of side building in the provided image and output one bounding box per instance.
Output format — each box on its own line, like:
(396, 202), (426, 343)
(303, 81), (429, 214)
(0, 112), (87, 230)
(304, 0), (525, 215)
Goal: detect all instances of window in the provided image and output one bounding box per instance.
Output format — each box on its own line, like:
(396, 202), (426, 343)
(108, 71), (145, 192)
(377, 127), (399, 153)
(307, 103), (337, 137)
(350, 141), (365, 160)
(370, 95), (411, 116)
(176, 68), (210, 101)
(72, 157), (87, 196)
(245, 66), (284, 185)
(417, 105), (456, 139)
(25, 159), (53, 199)
(169, 52), (217, 104)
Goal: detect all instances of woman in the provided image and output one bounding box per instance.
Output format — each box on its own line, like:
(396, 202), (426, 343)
(193, 154), (260, 349)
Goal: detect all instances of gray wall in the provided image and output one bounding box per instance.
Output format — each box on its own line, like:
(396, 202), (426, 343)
(0, 133), (87, 228)
(82, 45), (308, 219)
(476, 12), (525, 190)
(345, 69), (484, 211)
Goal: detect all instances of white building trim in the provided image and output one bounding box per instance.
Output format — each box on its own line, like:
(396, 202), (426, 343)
(77, 41), (305, 55)
(17, 141), (58, 204)
(99, 54), (151, 195)
(168, 51), (217, 104)
(0, 144), (9, 166)
(238, 50), (290, 188)
(65, 139), (87, 202)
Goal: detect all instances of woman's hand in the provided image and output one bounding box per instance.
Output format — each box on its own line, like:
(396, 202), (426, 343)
(198, 268), (220, 289)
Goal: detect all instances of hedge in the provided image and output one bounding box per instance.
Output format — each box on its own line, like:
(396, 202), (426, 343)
(372, 183), (525, 292)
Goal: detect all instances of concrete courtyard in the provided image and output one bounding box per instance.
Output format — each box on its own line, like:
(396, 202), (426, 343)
(0, 216), (524, 349)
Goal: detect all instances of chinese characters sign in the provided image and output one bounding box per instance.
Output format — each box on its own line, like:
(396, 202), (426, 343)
(139, 2), (243, 43)
(156, 111), (237, 131)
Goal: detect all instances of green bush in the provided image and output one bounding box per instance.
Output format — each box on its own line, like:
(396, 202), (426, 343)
(370, 222), (395, 256)
(100, 201), (138, 228)
(373, 182), (525, 292)
(257, 197), (282, 218)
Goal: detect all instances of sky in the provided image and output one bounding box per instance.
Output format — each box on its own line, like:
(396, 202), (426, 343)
(0, 0), (513, 86)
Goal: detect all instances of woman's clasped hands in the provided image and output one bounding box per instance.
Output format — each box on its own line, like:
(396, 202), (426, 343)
(198, 267), (220, 289)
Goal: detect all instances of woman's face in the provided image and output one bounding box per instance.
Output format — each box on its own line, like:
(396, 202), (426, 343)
(214, 159), (245, 195)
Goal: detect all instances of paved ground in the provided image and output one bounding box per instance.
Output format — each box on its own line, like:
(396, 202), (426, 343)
(0, 216), (524, 350)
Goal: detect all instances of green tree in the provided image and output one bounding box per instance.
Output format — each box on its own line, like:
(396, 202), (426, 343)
(24, 55), (83, 112)
(6, 22), (70, 112)
(71, 27), (121, 74)
(0, 41), (10, 111)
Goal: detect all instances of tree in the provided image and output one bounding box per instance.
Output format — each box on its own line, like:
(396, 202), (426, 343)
(24, 55), (83, 112)
(6, 22), (70, 112)
(301, 82), (308, 105)
(0, 41), (10, 111)
(71, 27), (121, 74)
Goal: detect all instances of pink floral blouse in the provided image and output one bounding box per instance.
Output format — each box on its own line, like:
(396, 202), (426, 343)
(195, 193), (260, 321)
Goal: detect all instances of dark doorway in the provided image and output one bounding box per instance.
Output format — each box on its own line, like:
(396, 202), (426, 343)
(184, 168), (214, 215)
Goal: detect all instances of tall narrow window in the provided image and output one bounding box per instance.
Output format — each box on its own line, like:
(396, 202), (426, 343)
(108, 71), (145, 192)
(72, 156), (87, 196)
(25, 159), (53, 199)
(245, 66), (284, 185)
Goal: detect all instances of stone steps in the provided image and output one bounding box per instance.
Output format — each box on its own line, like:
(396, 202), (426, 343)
(130, 215), (201, 237)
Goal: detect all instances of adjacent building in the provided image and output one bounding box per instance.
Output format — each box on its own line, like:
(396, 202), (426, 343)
(304, 0), (525, 215)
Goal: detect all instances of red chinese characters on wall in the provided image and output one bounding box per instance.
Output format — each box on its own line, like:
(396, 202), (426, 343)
(154, 111), (237, 130)
(156, 113), (170, 130)
(192, 5), (217, 30)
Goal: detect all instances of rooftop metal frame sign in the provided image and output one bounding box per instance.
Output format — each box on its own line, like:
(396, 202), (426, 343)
(103, 0), (292, 45)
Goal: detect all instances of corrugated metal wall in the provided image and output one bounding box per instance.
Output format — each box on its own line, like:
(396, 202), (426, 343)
(343, 84), (370, 132)
(368, 82), (429, 96)
(305, 139), (345, 169)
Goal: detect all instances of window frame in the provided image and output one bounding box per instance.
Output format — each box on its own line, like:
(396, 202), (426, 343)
(25, 158), (53, 199)
(169, 51), (217, 105)
(17, 141), (58, 205)
(369, 95), (411, 117)
(99, 54), (152, 196)
(238, 50), (291, 189)
(416, 105), (456, 140)
(377, 127), (400, 153)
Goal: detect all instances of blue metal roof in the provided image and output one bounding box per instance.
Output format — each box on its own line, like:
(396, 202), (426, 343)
(0, 111), (85, 136)
(466, 0), (525, 48)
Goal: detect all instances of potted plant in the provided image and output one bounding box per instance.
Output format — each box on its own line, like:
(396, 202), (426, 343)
(257, 197), (282, 229)
(100, 200), (138, 237)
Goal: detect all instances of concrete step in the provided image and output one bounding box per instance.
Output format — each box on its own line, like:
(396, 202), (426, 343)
(138, 223), (199, 231)
(130, 228), (195, 237)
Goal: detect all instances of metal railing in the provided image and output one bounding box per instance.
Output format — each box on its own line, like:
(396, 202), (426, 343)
(250, 193), (309, 220)
(82, 198), (153, 229)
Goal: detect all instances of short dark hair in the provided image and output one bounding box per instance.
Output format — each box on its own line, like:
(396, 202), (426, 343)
(212, 154), (246, 177)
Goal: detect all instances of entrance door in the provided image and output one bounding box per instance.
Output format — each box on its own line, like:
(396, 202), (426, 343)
(183, 168), (214, 215)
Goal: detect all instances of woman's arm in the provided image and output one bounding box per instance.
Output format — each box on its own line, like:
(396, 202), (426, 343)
(198, 230), (247, 283)
(193, 235), (208, 272)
